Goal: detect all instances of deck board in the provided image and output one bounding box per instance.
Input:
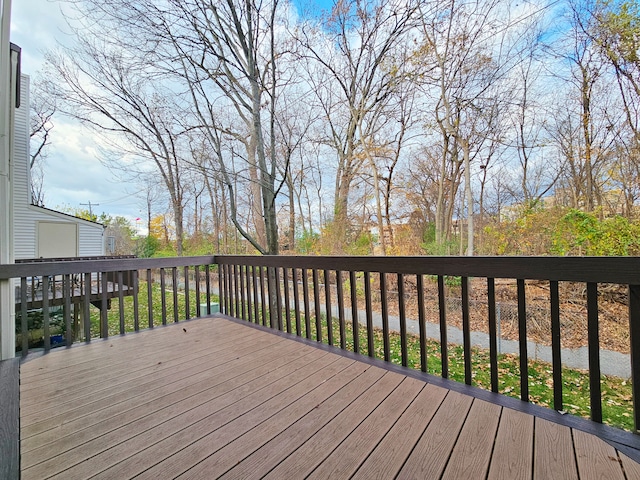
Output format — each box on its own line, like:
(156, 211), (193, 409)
(573, 429), (626, 480)
(19, 315), (640, 479)
(263, 370), (404, 479)
(442, 399), (502, 479)
(534, 418), (579, 480)
(307, 376), (426, 479)
(397, 390), (474, 479)
(487, 407), (534, 480)
(351, 383), (449, 480)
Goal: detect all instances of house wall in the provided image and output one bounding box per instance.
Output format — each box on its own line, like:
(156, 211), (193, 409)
(13, 74), (105, 260)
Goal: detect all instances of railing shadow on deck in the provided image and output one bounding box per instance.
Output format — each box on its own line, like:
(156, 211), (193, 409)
(1, 254), (640, 436)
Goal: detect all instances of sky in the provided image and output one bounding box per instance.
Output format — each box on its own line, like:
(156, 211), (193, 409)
(10, 0), (149, 228)
(9, 0), (333, 231)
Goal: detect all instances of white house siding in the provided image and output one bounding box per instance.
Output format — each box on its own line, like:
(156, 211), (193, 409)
(78, 222), (105, 256)
(13, 75), (29, 212)
(12, 74), (105, 260)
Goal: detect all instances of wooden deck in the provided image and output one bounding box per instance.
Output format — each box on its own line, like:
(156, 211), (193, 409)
(19, 316), (640, 479)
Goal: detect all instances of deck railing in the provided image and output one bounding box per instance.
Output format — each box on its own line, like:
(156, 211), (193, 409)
(2, 254), (640, 434)
(215, 255), (640, 433)
(0, 256), (217, 356)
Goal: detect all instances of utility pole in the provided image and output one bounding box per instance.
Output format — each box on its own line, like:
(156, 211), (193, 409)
(80, 200), (99, 218)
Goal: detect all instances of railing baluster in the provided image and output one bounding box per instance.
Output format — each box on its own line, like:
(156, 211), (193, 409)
(462, 276), (472, 385)
(239, 265), (246, 320)
(302, 268), (311, 339)
(64, 274), (72, 347)
(380, 272), (390, 362)
(275, 267), (283, 330)
(132, 270), (139, 331)
(206, 264), (211, 315)
(324, 270), (333, 346)
(350, 271), (359, 354)
(172, 267), (178, 323)
(364, 271), (374, 357)
(20, 277), (28, 356)
(221, 264), (228, 315)
(259, 266), (267, 326)
(118, 271), (125, 334)
(246, 265), (253, 323)
(283, 268), (291, 333)
(219, 264), (226, 314)
(337, 270), (346, 350)
(587, 282), (602, 423)
(517, 278), (529, 402)
(488, 278), (498, 393)
(293, 268), (301, 336)
(233, 264), (239, 319)
(629, 284), (640, 433)
(101, 273), (108, 337)
(195, 265), (201, 318)
(228, 263), (233, 316)
(83, 272), (91, 342)
(184, 266), (190, 320)
(550, 280), (562, 411)
(398, 273), (407, 368)
(147, 269), (153, 328)
(313, 269), (322, 342)
(438, 275), (448, 379)
(417, 274), (427, 373)
(160, 267), (167, 325)
(252, 265), (260, 323)
(43, 275), (50, 351)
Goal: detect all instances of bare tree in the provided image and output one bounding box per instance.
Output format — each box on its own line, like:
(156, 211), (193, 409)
(44, 40), (190, 255)
(29, 75), (56, 206)
(415, 0), (527, 254)
(297, 0), (422, 251)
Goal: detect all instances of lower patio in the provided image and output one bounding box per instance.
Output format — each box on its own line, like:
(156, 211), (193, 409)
(16, 315), (640, 479)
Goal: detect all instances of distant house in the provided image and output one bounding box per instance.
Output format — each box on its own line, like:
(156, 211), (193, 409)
(13, 74), (105, 260)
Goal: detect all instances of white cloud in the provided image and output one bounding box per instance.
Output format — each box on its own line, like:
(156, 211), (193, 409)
(10, 0), (146, 220)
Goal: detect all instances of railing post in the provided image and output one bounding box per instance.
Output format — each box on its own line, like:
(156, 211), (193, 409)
(550, 280), (563, 411)
(629, 285), (640, 433)
(587, 282), (602, 423)
(462, 276), (471, 385)
(517, 279), (528, 402)
(83, 272), (91, 342)
(487, 278), (498, 393)
(438, 276), (448, 379)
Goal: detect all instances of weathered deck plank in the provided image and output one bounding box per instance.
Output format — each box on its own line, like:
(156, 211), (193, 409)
(487, 407), (534, 480)
(21, 337), (307, 467)
(263, 370), (405, 479)
(573, 429), (626, 480)
(534, 417), (579, 480)
(18, 315), (640, 480)
(351, 383), (449, 480)
(26, 351), (336, 479)
(441, 399), (502, 479)
(307, 377), (426, 479)
(120, 358), (363, 480)
(397, 390), (474, 479)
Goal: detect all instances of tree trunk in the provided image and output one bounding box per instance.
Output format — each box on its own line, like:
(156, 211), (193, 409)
(462, 139), (473, 256)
